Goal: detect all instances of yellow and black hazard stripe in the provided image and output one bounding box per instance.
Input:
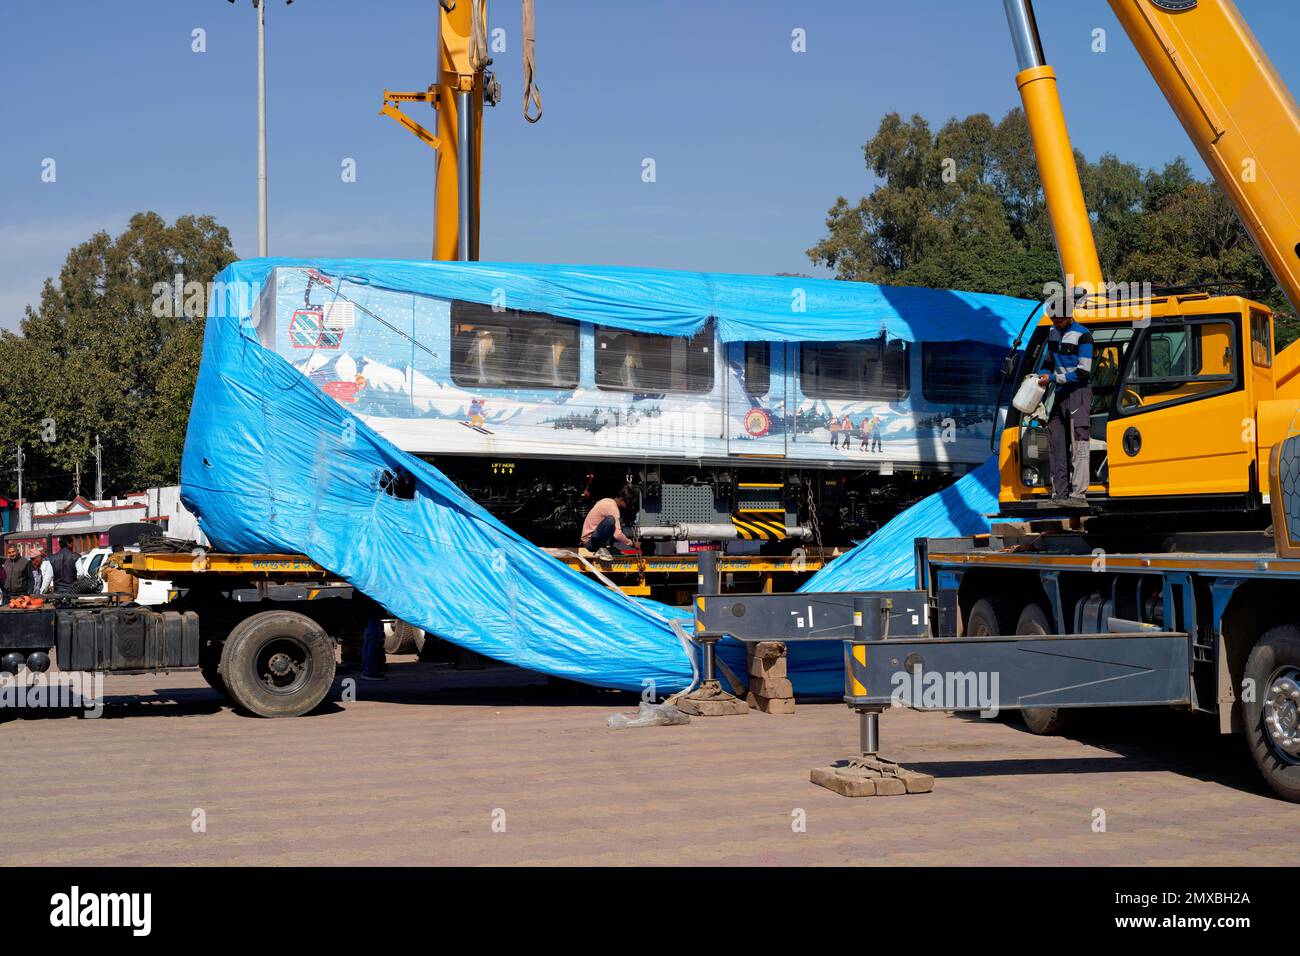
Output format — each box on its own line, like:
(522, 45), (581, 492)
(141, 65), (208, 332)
(731, 516), (789, 541)
(845, 641), (869, 700)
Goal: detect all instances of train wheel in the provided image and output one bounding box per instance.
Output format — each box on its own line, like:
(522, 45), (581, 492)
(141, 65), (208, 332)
(1243, 624), (1300, 802)
(220, 611), (336, 718)
(1016, 603), (1071, 736)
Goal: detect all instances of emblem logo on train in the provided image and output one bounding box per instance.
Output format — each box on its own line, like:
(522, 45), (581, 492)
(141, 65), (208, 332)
(744, 408), (772, 438)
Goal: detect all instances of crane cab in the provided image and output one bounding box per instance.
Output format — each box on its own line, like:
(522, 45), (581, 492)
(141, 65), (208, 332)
(998, 292), (1287, 519)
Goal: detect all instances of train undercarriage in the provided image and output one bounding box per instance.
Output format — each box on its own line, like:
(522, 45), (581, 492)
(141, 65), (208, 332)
(422, 454), (960, 551)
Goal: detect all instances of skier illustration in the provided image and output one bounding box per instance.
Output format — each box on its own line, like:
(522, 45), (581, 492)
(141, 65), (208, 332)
(462, 397), (493, 434)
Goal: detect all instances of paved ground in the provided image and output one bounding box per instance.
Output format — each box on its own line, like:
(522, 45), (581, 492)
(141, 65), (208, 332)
(1, 658), (1292, 866)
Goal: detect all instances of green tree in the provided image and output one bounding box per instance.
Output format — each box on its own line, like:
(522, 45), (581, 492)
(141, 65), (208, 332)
(0, 212), (236, 501)
(809, 108), (1297, 345)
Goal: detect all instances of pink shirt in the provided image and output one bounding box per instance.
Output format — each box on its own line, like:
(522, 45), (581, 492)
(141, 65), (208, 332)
(581, 498), (630, 545)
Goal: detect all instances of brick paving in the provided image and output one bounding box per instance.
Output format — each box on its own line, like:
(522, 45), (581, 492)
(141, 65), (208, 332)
(1, 659), (1291, 865)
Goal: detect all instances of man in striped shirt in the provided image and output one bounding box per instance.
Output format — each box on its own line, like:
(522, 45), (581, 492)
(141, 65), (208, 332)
(1037, 310), (1094, 502)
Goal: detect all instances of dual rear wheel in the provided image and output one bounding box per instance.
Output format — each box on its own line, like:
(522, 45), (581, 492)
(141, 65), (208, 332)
(965, 597), (1068, 736)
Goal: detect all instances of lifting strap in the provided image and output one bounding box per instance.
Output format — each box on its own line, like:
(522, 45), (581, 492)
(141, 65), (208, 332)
(522, 0), (542, 123)
(470, 0), (490, 73)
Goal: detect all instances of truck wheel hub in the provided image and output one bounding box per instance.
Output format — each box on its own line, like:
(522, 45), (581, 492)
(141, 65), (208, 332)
(267, 652), (295, 677)
(1263, 669), (1300, 761)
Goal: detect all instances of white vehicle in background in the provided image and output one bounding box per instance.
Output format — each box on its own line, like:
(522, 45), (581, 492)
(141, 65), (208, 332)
(76, 547), (173, 606)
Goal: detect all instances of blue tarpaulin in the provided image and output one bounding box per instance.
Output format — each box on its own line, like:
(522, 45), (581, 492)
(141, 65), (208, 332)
(208, 257), (1035, 345)
(712, 458), (1002, 697)
(798, 456), (1001, 594)
(182, 259), (1020, 695)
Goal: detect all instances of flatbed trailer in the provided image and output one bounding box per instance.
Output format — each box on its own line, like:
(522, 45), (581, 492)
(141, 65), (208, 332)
(694, 440), (1300, 801)
(0, 544), (828, 718)
(0, 551), (373, 718)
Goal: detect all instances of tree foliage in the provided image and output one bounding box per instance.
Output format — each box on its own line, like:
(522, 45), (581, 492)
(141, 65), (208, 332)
(0, 212), (236, 501)
(809, 108), (1297, 345)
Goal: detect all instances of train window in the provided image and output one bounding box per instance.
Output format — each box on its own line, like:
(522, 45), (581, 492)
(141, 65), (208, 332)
(743, 343), (771, 396)
(921, 340), (1005, 405)
(450, 301), (580, 389)
(595, 322), (715, 393)
(799, 337), (909, 401)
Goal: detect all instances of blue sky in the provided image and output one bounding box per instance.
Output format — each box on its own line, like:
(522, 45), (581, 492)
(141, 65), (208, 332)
(1, 0), (1296, 330)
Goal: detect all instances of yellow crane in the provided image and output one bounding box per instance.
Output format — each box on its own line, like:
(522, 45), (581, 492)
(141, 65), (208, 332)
(380, 0), (540, 261)
(996, 0), (1300, 519)
(378, 0), (1300, 521)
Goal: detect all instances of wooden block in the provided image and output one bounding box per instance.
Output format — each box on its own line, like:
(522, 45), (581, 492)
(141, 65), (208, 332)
(747, 654), (787, 679)
(746, 691), (796, 714)
(749, 641), (787, 662)
(809, 759), (934, 797)
(750, 676), (793, 699)
(810, 766), (906, 796)
(747, 641), (788, 678)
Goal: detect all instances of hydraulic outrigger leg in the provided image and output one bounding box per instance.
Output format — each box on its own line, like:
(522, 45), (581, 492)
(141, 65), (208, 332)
(675, 551), (748, 717)
(810, 597), (935, 796)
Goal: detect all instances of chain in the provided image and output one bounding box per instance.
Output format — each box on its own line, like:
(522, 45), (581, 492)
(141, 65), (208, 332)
(804, 478), (823, 552)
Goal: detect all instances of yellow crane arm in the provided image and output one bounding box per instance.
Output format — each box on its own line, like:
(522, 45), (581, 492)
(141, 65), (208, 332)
(1109, 0), (1300, 319)
(379, 90), (443, 151)
(1003, 1), (1106, 300)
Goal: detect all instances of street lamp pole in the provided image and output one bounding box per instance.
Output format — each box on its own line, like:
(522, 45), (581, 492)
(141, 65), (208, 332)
(257, 0), (268, 257)
(232, 0), (289, 255)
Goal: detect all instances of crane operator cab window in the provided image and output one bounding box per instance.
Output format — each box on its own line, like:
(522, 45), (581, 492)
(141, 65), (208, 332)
(595, 322), (715, 394)
(450, 301), (580, 389)
(1250, 311), (1273, 367)
(1115, 317), (1237, 413)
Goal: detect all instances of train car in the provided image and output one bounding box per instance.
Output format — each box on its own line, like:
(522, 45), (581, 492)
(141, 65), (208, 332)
(249, 262), (1030, 548)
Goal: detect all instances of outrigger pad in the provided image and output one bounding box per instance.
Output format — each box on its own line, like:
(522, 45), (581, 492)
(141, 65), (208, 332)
(810, 757), (935, 797)
(675, 680), (749, 717)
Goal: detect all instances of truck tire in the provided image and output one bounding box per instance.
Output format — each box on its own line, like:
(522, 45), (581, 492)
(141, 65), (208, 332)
(200, 660), (228, 699)
(384, 620), (426, 656)
(1016, 603), (1071, 736)
(966, 597), (1016, 638)
(219, 610), (336, 718)
(965, 598), (1017, 719)
(199, 637), (228, 698)
(1243, 624), (1300, 802)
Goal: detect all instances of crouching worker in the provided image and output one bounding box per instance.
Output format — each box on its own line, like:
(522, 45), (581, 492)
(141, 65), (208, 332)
(1039, 308), (1094, 504)
(580, 485), (639, 560)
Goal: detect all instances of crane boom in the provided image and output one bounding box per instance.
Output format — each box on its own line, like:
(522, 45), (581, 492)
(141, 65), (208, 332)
(1108, 0), (1300, 317)
(997, 0), (1300, 517)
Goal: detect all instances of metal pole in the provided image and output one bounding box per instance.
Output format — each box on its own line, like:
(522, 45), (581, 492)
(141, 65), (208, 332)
(257, 0), (268, 257)
(432, 149), (440, 260)
(15, 446), (23, 506)
(93, 434), (103, 501)
(701, 640), (717, 683)
(696, 549), (721, 682)
(1002, 0), (1046, 72)
(456, 89), (473, 261)
(859, 710), (880, 756)
(697, 549), (720, 597)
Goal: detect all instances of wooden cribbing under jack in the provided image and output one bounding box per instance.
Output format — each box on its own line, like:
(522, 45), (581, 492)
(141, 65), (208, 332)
(810, 756), (935, 797)
(810, 707), (934, 797)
